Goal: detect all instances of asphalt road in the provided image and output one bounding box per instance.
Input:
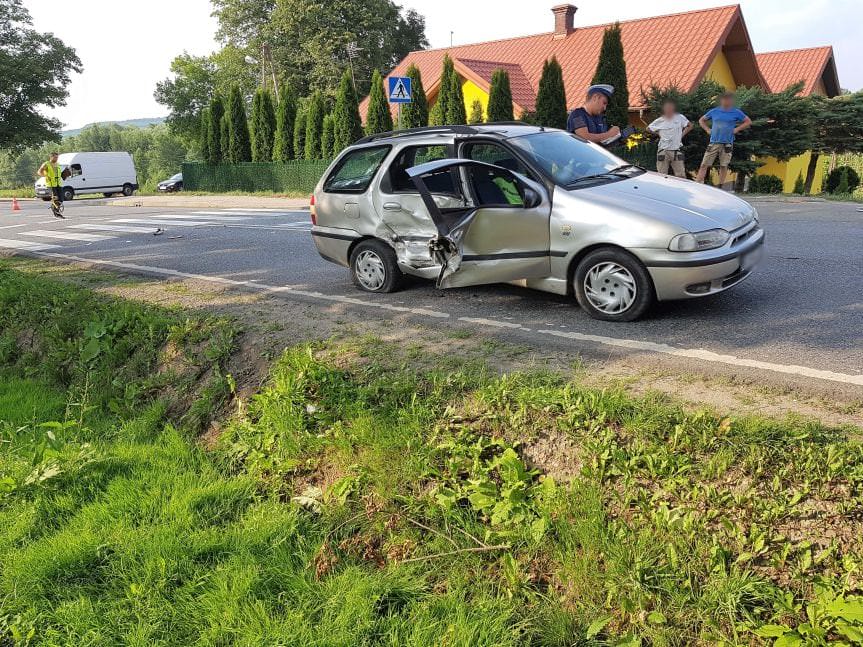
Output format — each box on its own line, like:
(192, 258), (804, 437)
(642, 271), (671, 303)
(1, 197), (861, 387)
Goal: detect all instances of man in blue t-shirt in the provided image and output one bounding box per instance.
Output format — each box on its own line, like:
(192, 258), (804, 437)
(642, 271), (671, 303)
(567, 84), (622, 144)
(696, 92), (752, 187)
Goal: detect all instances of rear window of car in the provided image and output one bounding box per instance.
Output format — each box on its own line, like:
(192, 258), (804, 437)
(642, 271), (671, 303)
(386, 145), (453, 193)
(323, 145), (391, 193)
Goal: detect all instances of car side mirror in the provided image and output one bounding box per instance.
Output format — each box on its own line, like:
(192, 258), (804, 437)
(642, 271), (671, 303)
(522, 186), (542, 209)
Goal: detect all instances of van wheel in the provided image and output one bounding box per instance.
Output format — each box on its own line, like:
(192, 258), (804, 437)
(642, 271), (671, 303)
(122, 184), (134, 197)
(573, 248), (655, 322)
(62, 187), (75, 201)
(350, 239), (404, 293)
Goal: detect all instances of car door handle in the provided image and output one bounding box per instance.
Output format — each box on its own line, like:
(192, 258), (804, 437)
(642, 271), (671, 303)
(383, 202), (402, 212)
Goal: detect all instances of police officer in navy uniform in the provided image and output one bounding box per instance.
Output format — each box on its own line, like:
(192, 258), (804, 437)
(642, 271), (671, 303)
(566, 84), (621, 144)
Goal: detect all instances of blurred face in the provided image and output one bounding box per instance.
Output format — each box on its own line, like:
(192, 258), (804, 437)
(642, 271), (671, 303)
(50, 154), (58, 163)
(720, 95), (734, 109)
(662, 102), (676, 118)
(586, 93), (609, 115)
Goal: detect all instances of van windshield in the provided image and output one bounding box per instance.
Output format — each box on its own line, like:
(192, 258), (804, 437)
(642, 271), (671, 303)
(509, 131), (642, 187)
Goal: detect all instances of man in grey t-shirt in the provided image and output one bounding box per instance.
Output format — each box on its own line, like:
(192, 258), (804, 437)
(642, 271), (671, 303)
(647, 100), (692, 178)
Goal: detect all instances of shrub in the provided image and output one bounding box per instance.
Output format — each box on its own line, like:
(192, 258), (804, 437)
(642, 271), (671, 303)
(793, 172), (805, 195)
(304, 92), (326, 160)
(592, 22), (630, 128)
(207, 93), (225, 165)
(332, 70), (362, 152)
(251, 89), (276, 163)
(749, 174), (783, 194)
(273, 84), (297, 161)
(429, 55), (455, 126)
(825, 165), (860, 194)
(402, 64), (428, 128)
(487, 69), (514, 122)
(226, 86), (251, 163)
(293, 104), (306, 162)
(365, 70), (393, 135)
(535, 57), (567, 130)
(468, 100), (484, 124)
(321, 114), (335, 159)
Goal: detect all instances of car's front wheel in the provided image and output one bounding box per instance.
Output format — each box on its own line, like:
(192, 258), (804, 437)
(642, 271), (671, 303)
(574, 248), (655, 322)
(122, 184), (134, 197)
(349, 239), (404, 293)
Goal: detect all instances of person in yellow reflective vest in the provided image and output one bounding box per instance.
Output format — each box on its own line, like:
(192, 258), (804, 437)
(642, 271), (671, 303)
(38, 152), (65, 217)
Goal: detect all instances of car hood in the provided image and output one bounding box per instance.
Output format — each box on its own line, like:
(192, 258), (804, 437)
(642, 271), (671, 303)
(575, 172), (756, 232)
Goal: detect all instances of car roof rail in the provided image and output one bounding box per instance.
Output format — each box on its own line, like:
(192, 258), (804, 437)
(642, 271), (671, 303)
(354, 125), (478, 145)
(482, 121), (534, 127)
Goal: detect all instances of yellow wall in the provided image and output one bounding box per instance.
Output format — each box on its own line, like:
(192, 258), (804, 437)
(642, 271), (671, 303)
(756, 152), (826, 193)
(705, 51), (736, 90)
(462, 79), (489, 121)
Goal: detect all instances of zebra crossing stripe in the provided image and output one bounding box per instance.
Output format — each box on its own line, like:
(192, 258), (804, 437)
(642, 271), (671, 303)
(0, 237), (60, 251)
(22, 230), (114, 242)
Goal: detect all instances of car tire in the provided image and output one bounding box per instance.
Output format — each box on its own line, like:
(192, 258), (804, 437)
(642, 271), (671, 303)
(122, 184), (134, 197)
(573, 248), (655, 322)
(349, 239), (404, 293)
(62, 187), (75, 201)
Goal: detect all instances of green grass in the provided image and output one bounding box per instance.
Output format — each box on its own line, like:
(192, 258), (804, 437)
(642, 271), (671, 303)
(1, 264), (862, 646)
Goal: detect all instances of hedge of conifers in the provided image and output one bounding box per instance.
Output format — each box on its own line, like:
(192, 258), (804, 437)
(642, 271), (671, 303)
(182, 160), (332, 194)
(182, 141), (658, 194)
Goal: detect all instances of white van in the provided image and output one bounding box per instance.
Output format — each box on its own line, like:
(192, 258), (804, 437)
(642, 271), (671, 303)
(35, 152), (138, 201)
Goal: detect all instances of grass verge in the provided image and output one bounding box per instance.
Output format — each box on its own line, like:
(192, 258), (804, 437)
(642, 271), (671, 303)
(1, 264), (862, 646)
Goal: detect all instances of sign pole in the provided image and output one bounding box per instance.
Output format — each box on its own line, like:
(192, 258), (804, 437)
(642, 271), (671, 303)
(397, 103), (402, 131)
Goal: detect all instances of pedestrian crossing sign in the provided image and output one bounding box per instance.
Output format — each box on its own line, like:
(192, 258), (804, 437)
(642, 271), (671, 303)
(388, 76), (412, 103)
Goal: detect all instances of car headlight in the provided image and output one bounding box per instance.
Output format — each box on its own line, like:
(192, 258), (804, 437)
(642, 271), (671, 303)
(669, 229), (730, 252)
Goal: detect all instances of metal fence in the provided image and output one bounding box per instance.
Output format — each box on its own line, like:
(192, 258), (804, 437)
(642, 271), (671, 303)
(182, 161), (332, 194)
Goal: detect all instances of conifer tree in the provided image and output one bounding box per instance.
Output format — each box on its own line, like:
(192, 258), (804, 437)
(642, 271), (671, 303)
(251, 89), (276, 162)
(207, 93), (225, 164)
(592, 22), (630, 128)
(402, 64), (428, 128)
(321, 114), (335, 159)
(468, 100), (484, 124)
(429, 55), (455, 126)
(273, 83), (297, 161)
(535, 57), (567, 129)
(199, 108), (211, 163)
(487, 69), (514, 122)
(366, 70), (394, 135)
(304, 92), (326, 159)
(227, 85), (251, 162)
(333, 70), (363, 152)
(219, 114), (230, 163)
(446, 68), (467, 125)
(293, 103), (307, 162)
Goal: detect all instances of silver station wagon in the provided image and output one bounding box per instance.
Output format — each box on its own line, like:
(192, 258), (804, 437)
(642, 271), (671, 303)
(310, 124), (764, 321)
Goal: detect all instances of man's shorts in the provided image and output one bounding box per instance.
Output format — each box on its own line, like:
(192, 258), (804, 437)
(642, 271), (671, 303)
(657, 149), (685, 177)
(701, 143), (733, 168)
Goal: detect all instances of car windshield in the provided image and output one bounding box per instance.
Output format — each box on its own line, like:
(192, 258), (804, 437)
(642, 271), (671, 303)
(169, 174), (182, 181)
(509, 131), (641, 187)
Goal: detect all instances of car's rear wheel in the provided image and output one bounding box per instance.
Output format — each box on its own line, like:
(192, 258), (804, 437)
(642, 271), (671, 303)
(574, 248), (655, 322)
(122, 184), (134, 197)
(62, 187), (75, 201)
(350, 239), (404, 293)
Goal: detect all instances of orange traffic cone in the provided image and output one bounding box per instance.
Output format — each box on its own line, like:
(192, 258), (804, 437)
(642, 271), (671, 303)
(11, 197), (21, 212)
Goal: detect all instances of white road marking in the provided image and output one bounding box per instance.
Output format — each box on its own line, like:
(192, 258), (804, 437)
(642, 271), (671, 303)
(0, 238), (60, 251)
(10, 249), (863, 388)
(158, 214), (252, 221)
(224, 208), (300, 213)
(0, 224), (26, 230)
(22, 230), (114, 242)
(71, 224), (158, 233)
(112, 219), (210, 227)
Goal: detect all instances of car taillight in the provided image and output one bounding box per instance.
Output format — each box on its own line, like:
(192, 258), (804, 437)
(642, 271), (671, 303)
(309, 194), (317, 226)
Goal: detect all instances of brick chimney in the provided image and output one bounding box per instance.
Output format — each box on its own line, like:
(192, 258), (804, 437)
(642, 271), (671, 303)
(552, 4), (577, 39)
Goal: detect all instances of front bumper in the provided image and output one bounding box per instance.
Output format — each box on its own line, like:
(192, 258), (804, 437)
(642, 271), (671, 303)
(636, 226), (765, 301)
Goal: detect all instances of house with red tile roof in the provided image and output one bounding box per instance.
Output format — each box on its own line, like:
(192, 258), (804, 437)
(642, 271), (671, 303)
(361, 4), (768, 124)
(754, 46), (840, 193)
(362, 4), (841, 193)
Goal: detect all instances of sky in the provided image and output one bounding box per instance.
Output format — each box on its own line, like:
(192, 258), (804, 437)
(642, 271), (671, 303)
(23, 0), (861, 130)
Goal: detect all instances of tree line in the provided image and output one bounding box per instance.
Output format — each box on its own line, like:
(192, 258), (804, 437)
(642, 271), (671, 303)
(0, 123), (190, 191)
